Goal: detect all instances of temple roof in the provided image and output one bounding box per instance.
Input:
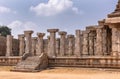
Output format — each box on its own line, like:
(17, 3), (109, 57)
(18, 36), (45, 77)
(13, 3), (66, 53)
(108, 0), (120, 18)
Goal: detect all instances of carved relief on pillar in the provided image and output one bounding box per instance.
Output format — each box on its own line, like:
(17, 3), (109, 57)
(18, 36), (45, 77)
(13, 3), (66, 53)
(47, 29), (59, 57)
(111, 28), (119, 57)
(88, 31), (95, 56)
(82, 31), (89, 56)
(96, 27), (103, 56)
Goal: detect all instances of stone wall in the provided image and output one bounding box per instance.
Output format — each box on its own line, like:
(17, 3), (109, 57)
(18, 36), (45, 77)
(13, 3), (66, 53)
(0, 36), (6, 56)
(0, 35), (19, 56)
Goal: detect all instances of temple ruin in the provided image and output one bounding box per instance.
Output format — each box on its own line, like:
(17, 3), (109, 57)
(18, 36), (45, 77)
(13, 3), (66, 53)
(0, 0), (120, 72)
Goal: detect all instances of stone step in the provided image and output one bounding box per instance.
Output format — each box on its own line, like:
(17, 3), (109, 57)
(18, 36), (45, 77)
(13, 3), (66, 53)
(12, 53), (48, 72)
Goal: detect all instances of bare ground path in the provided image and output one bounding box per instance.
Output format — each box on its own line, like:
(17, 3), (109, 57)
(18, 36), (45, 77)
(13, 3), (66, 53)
(0, 66), (120, 79)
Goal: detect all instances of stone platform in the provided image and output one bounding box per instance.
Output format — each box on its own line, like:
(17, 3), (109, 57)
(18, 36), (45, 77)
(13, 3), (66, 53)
(49, 56), (120, 68)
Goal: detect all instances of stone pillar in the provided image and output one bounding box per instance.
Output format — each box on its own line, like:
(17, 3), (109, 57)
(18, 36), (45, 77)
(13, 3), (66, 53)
(6, 35), (13, 56)
(47, 29), (59, 57)
(47, 36), (50, 56)
(24, 30), (33, 55)
(59, 31), (67, 56)
(96, 27), (103, 55)
(18, 34), (25, 56)
(102, 28), (107, 55)
(88, 32), (94, 56)
(32, 37), (37, 56)
(82, 31), (89, 56)
(37, 33), (45, 55)
(67, 35), (74, 56)
(56, 38), (60, 56)
(112, 28), (118, 56)
(74, 30), (81, 57)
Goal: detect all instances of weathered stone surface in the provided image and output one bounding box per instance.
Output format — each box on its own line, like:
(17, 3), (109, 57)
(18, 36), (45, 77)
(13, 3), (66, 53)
(56, 38), (60, 56)
(6, 35), (13, 56)
(59, 31), (67, 56)
(32, 37), (37, 56)
(24, 30), (33, 55)
(82, 31), (89, 56)
(67, 35), (74, 56)
(37, 33), (45, 55)
(47, 29), (59, 58)
(96, 27), (103, 56)
(74, 30), (81, 57)
(13, 53), (48, 72)
(18, 34), (25, 56)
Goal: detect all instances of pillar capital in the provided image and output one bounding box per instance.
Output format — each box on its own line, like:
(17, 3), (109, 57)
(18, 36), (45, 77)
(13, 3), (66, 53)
(59, 31), (67, 35)
(24, 30), (33, 35)
(18, 34), (24, 38)
(47, 29), (59, 33)
(37, 33), (45, 37)
(67, 35), (74, 38)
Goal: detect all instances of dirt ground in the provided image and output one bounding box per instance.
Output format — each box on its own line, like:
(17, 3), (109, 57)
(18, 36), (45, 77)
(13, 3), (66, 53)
(0, 66), (120, 79)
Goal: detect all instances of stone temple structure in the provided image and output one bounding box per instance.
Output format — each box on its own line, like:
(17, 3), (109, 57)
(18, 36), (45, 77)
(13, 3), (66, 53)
(0, 0), (120, 72)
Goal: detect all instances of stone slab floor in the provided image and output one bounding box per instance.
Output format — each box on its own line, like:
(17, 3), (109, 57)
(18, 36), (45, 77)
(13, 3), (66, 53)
(0, 66), (120, 79)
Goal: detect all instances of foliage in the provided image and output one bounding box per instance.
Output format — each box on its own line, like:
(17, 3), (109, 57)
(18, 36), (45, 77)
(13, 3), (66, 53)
(0, 25), (11, 37)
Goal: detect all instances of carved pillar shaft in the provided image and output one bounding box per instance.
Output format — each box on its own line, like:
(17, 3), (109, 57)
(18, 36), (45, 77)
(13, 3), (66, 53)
(102, 28), (107, 55)
(24, 31), (33, 55)
(6, 35), (13, 56)
(47, 29), (59, 57)
(18, 34), (25, 56)
(74, 30), (81, 56)
(88, 32), (94, 56)
(32, 37), (37, 56)
(96, 28), (103, 55)
(82, 31), (89, 56)
(37, 33), (45, 55)
(56, 38), (60, 56)
(68, 35), (74, 56)
(59, 31), (67, 56)
(112, 28), (118, 56)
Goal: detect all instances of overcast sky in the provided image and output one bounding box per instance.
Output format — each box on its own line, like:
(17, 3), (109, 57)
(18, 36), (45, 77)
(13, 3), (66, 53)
(0, 0), (118, 38)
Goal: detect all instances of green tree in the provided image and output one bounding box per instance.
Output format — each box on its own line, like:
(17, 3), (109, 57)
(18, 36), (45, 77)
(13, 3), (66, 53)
(0, 26), (11, 37)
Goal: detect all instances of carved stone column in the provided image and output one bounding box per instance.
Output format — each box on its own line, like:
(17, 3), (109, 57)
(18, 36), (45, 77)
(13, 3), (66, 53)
(56, 38), (60, 56)
(32, 37), (37, 56)
(82, 31), (89, 56)
(47, 29), (59, 57)
(59, 31), (67, 56)
(37, 33), (45, 55)
(112, 28), (118, 56)
(88, 32), (94, 56)
(6, 35), (13, 56)
(96, 27), (103, 55)
(67, 35), (74, 56)
(102, 28), (107, 55)
(47, 36), (50, 56)
(18, 34), (25, 56)
(74, 30), (81, 57)
(24, 30), (33, 55)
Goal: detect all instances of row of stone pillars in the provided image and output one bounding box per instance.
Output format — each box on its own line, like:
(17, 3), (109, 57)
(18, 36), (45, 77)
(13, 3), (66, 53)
(16, 29), (85, 58)
(5, 28), (112, 57)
